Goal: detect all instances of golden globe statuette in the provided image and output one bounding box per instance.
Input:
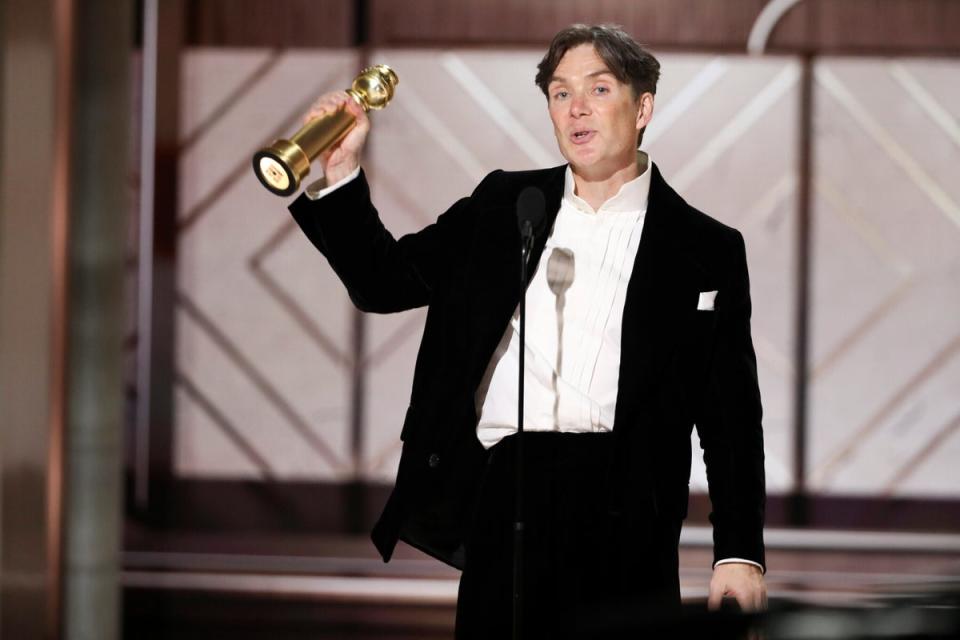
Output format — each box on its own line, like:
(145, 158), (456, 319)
(253, 64), (398, 197)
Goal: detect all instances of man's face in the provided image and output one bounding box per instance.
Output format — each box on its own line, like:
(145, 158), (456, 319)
(546, 44), (649, 180)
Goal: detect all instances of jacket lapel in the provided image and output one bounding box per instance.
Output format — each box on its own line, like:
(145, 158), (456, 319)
(464, 167), (565, 389)
(606, 162), (694, 517)
(614, 162), (691, 421)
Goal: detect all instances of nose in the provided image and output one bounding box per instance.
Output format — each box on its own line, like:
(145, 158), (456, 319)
(568, 92), (590, 117)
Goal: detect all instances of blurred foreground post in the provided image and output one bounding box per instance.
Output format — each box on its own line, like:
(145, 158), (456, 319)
(61, 1), (131, 639)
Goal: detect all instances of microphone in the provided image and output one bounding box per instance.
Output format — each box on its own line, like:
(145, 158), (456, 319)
(516, 186), (546, 253)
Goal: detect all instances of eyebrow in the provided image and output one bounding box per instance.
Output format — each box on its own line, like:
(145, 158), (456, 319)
(548, 69), (616, 85)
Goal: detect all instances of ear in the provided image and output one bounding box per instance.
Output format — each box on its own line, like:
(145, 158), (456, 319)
(635, 92), (654, 131)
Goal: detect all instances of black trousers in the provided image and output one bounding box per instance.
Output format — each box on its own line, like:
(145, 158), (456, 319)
(455, 431), (682, 640)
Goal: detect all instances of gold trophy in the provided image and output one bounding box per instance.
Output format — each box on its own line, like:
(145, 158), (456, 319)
(253, 65), (399, 196)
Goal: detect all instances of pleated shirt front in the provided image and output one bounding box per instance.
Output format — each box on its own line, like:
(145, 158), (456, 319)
(476, 153), (651, 449)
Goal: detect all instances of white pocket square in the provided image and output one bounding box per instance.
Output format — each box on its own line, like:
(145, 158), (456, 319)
(697, 290), (717, 311)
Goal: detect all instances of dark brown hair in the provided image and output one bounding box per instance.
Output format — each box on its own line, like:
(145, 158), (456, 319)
(536, 24), (661, 146)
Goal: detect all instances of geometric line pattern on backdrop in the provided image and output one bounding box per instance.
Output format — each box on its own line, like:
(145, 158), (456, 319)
(811, 332), (960, 487)
(809, 175), (916, 380)
(179, 49), (286, 153)
(816, 65), (960, 232)
(739, 172), (795, 235)
(177, 69), (342, 234)
(671, 63), (799, 193)
(246, 180), (434, 478)
(752, 332), (794, 381)
(170, 50), (960, 498)
(816, 176), (913, 276)
(177, 291), (348, 473)
(739, 171), (797, 380)
(176, 369), (275, 478)
(249, 259), (423, 474)
(248, 186), (431, 371)
(398, 82), (488, 184)
(365, 437), (403, 477)
(441, 53), (557, 168)
(811, 275), (913, 381)
(727, 166), (796, 491)
(882, 410), (960, 495)
(248, 218), (353, 369)
(643, 57), (729, 148)
(887, 63), (960, 152)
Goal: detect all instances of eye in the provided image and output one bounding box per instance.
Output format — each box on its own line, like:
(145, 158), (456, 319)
(553, 90), (568, 100)
(594, 85), (609, 95)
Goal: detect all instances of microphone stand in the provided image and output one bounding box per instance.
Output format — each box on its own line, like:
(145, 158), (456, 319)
(512, 186), (543, 640)
(514, 221), (534, 640)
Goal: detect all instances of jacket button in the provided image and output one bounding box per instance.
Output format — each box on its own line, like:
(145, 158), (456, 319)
(427, 453), (440, 468)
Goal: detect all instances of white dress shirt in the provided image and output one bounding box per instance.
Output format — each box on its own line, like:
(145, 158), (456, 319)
(475, 153), (651, 448)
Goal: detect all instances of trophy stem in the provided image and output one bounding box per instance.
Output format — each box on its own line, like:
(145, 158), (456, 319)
(291, 103), (358, 162)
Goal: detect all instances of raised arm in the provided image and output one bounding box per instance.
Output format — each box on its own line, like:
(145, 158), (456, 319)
(286, 90), (490, 313)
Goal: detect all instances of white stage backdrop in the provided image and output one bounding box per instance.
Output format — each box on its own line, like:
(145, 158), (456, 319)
(167, 48), (960, 499)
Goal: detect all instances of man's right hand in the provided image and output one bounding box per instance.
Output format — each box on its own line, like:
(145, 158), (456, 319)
(303, 90), (370, 186)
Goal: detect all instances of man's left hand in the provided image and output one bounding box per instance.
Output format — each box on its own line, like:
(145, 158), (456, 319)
(707, 562), (767, 612)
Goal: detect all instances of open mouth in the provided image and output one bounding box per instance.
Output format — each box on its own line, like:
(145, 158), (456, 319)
(571, 129), (595, 144)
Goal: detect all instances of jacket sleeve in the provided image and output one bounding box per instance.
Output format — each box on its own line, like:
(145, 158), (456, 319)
(694, 230), (767, 573)
(288, 168), (498, 313)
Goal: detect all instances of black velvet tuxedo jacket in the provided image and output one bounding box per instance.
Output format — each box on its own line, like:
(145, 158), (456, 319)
(289, 162), (766, 573)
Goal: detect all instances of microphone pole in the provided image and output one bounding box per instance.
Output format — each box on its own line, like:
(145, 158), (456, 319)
(514, 187), (545, 640)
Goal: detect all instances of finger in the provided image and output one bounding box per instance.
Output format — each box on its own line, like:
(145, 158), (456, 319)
(753, 588), (763, 612)
(304, 102), (338, 124)
(338, 103), (370, 154)
(342, 96), (370, 130)
(707, 583), (724, 611)
(305, 100), (332, 122)
(303, 92), (350, 124)
(735, 589), (754, 612)
(341, 94), (362, 116)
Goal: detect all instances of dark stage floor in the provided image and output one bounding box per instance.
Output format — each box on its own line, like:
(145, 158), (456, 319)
(123, 526), (960, 639)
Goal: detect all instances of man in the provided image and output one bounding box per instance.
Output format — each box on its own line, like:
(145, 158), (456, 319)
(290, 24), (766, 638)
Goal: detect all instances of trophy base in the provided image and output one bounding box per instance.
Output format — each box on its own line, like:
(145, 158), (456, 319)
(252, 140), (310, 197)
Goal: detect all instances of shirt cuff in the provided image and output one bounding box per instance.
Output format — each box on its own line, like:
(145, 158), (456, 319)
(713, 558), (765, 574)
(304, 166), (361, 200)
